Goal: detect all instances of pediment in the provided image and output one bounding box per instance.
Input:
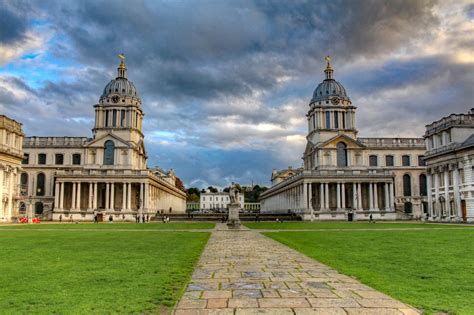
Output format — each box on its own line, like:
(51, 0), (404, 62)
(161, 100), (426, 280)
(319, 134), (365, 149)
(85, 133), (132, 148)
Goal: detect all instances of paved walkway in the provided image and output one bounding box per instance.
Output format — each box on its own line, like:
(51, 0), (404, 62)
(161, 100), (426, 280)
(174, 224), (420, 314)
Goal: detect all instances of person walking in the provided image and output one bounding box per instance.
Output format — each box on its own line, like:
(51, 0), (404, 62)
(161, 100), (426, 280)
(369, 213), (373, 223)
(59, 214), (62, 223)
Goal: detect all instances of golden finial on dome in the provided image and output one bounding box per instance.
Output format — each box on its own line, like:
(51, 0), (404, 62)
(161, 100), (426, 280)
(324, 55), (333, 79)
(117, 53), (127, 78)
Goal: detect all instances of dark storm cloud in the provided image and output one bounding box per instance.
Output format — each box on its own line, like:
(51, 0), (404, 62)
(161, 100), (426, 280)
(0, 1), (32, 43)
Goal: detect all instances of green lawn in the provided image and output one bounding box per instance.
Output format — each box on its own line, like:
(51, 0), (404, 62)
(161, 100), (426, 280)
(0, 222), (215, 230)
(265, 229), (474, 314)
(245, 221), (471, 230)
(0, 228), (210, 313)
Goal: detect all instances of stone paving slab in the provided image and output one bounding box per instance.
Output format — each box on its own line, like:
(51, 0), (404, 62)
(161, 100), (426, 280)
(174, 224), (420, 314)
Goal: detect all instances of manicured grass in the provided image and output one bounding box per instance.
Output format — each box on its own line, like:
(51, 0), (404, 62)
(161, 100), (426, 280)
(264, 229), (474, 314)
(245, 221), (471, 230)
(0, 222), (215, 230)
(0, 228), (210, 313)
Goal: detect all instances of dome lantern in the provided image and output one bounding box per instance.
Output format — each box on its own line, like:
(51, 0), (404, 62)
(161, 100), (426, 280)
(117, 54), (126, 78)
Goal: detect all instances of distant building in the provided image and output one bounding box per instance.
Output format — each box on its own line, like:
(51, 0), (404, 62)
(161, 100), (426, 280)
(0, 115), (24, 222)
(200, 191), (244, 210)
(260, 59), (427, 220)
(424, 109), (474, 222)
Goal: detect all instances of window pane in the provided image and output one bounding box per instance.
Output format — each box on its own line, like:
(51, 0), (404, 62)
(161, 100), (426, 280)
(38, 154), (46, 165)
(369, 155), (378, 167)
(385, 155), (394, 167)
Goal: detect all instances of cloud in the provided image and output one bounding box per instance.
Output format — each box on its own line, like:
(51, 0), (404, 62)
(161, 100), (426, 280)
(0, 0), (472, 188)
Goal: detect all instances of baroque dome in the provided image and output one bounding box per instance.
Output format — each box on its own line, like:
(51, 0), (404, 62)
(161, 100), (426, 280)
(311, 59), (350, 104)
(99, 57), (141, 104)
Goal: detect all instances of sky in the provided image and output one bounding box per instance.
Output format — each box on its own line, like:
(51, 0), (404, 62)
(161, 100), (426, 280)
(0, 0), (473, 189)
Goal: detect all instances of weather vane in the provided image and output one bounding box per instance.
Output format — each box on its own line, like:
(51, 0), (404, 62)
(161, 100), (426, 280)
(118, 53), (125, 60)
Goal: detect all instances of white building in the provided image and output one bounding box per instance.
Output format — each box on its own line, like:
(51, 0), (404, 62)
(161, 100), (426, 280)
(20, 57), (186, 221)
(0, 115), (24, 221)
(424, 109), (474, 222)
(200, 191), (244, 210)
(260, 59), (427, 220)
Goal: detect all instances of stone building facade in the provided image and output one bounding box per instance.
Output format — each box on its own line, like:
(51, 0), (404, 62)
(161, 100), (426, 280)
(20, 58), (186, 221)
(424, 109), (474, 222)
(260, 60), (427, 220)
(200, 191), (244, 210)
(0, 115), (24, 222)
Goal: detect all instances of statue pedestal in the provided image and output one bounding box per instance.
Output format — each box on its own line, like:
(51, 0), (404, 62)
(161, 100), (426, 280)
(227, 203), (241, 229)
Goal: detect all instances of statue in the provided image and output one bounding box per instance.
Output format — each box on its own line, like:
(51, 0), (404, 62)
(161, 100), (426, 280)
(229, 182), (239, 204)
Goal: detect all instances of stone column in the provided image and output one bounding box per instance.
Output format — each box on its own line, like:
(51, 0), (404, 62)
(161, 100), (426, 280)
(71, 182), (77, 210)
(93, 183), (98, 209)
(324, 183), (329, 209)
(369, 182), (374, 210)
(336, 183), (341, 209)
(122, 182), (127, 210)
(88, 182), (93, 210)
(427, 173), (433, 217)
(140, 183), (144, 209)
(76, 182), (81, 210)
(60, 182), (65, 210)
(352, 183), (357, 210)
(105, 183), (110, 210)
(54, 182), (60, 209)
(374, 183), (379, 210)
(303, 182), (307, 210)
(389, 182), (395, 211)
(308, 183), (312, 210)
(110, 182), (115, 210)
(434, 173), (440, 217)
(127, 183), (132, 210)
(357, 183), (362, 209)
(384, 183), (390, 210)
(341, 183), (346, 209)
(453, 167), (462, 219)
(320, 183), (324, 210)
(144, 183), (150, 211)
(444, 170), (450, 217)
(7, 170), (14, 220)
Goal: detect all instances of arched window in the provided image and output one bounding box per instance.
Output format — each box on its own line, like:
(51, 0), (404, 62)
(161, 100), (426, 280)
(419, 174), (427, 196)
(35, 202), (44, 215)
(403, 174), (411, 196)
(404, 202), (412, 214)
(36, 173), (45, 196)
(103, 140), (115, 165)
(72, 153), (81, 165)
(20, 173), (28, 196)
(336, 142), (348, 167)
(369, 155), (378, 167)
(402, 155), (410, 166)
(385, 155), (394, 167)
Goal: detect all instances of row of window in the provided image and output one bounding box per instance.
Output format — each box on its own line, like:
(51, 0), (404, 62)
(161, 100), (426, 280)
(23, 153), (81, 165)
(20, 173), (45, 196)
(202, 196), (243, 202)
(21, 141), (116, 166)
(368, 155), (426, 167)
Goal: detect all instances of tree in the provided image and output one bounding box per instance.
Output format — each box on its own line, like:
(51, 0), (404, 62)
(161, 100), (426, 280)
(186, 187), (201, 202)
(207, 186), (218, 193)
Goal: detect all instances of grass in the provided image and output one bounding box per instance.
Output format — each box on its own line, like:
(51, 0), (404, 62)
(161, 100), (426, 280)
(264, 229), (474, 314)
(244, 221), (472, 230)
(0, 222), (215, 230)
(0, 227), (210, 314)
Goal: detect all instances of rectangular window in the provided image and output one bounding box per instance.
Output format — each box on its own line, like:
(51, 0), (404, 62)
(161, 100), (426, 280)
(121, 110), (126, 127)
(402, 155), (410, 166)
(326, 112), (331, 128)
(385, 155), (394, 167)
(105, 111), (109, 127)
(55, 154), (64, 165)
(369, 155), (378, 167)
(112, 110), (117, 127)
(342, 113), (346, 129)
(334, 111), (339, 128)
(38, 154), (46, 165)
(72, 154), (81, 165)
(418, 155), (426, 166)
(22, 154), (29, 165)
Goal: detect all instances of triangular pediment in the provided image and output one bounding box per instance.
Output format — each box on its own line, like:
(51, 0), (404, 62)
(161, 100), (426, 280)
(319, 134), (365, 149)
(85, 133), (132, 148)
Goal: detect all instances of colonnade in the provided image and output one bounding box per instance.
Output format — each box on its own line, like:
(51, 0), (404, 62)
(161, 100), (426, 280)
(427, 163), (464, 220)
(261, 180), (395, 213)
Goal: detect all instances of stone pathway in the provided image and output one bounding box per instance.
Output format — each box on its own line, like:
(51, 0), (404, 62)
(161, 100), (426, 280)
(174, 224), (420, 314)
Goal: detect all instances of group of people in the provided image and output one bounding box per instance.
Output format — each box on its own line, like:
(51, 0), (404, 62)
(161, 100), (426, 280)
(161, 215), (171, 223)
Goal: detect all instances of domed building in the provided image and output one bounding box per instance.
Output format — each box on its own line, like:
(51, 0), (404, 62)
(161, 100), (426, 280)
(20, 57), (186, 221)
(260, 58), (428, 220)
